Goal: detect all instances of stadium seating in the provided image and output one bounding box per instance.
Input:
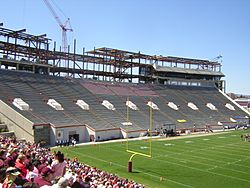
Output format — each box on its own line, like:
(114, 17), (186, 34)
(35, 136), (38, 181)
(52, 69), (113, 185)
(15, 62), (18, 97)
(0, 69), (249, 143)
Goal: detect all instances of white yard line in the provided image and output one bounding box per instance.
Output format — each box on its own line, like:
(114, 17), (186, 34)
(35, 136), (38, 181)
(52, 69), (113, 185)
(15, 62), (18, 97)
(68, 149), (194, 188)
(153, 148), (250, 175)
(87, 141), (250, 183)
(59, 130), (250, 187)
(206, 159), (250, 175)
(152, 157), (250, 183)
(150, 140), (250, 174)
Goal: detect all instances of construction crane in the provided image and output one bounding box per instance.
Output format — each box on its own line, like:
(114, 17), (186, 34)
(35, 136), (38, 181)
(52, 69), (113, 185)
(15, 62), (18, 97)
(43, 0), (73, 53)
(211, 55), (223, 63)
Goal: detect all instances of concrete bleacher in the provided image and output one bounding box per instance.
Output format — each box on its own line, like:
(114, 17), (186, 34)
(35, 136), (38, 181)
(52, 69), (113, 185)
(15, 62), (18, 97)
(150, 84), (249, 128)
(0, 122), (15, 137)
(0, 69), (249, 145)
(0, 71), (79, 126)
(167, 85), (227, 125)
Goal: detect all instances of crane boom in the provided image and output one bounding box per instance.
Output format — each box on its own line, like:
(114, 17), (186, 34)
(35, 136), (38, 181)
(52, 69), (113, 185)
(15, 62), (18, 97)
(43, 0), (73, 53)
(43, 0), (63, 28)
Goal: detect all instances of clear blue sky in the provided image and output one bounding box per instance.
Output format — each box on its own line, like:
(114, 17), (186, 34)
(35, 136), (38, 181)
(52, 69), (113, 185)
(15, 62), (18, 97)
(1, 0), (250, 94)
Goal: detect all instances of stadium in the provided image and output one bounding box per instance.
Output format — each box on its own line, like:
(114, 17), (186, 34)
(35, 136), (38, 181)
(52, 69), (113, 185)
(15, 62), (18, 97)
(0, 25), (249, 145)
(0, 24), (250, 187)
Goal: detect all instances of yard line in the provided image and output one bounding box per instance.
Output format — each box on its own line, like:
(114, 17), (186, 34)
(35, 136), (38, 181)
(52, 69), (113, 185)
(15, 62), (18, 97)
(206, 165), (218, 171)
(198, 140), (250, 151)
(151, 137), (250, 180)
(198, 140), (250, 153)
(153, 151), (250, 175)
(177, 147), (240, 161)
(161, 139), (248, 159)
(206, 160), (250, 175)
(102, 140), (250, 177)
(68, 149), (194, 188)
(153, 152), (214, 167)
(190, 147), (245, 159)
(64, 132), (250, 187)
(153, 141), (238, 162)
(218, 143), (250, 152)
(123, 137), (250, 170)
(151, 140), (250, 170)
(175, 140), (249, 158)
(210, 147), (248, 157)
(232, 155), (250, 163)
(152, 156), (250, 183)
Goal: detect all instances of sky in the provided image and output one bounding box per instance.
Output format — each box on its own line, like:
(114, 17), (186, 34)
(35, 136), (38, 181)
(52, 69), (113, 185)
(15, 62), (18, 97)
(1, 0), (250, 95)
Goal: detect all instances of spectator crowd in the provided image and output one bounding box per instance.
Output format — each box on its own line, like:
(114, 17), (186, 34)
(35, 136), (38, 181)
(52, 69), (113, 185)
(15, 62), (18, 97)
(0, 136), (145, 188)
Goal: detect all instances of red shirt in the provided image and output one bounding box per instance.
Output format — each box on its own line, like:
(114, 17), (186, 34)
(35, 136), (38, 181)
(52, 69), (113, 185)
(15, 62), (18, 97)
(15, 160), (27, 177)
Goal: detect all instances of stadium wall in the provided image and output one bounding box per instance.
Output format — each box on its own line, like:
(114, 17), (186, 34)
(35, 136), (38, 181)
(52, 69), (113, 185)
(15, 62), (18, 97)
(51, 124), (86, 146)
(33, 124), (51, 145)
(0, 100), (34, 142)
(121, 129), (148, 138)
(94, 127), (122, 141)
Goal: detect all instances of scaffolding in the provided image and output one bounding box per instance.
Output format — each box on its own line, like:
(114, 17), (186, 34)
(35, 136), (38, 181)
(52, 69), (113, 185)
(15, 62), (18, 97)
(0, 25), (224, 87)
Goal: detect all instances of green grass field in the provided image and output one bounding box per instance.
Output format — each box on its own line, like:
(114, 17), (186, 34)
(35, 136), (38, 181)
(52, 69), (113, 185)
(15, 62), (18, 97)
(53, 130), (250, 188)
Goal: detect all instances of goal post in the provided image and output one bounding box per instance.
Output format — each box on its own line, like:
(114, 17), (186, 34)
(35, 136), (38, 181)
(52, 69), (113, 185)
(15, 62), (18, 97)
(126, 98), (152, 172)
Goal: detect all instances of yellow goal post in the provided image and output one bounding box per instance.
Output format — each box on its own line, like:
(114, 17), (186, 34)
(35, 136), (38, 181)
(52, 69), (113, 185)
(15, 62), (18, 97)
(126, 97), (153, 172)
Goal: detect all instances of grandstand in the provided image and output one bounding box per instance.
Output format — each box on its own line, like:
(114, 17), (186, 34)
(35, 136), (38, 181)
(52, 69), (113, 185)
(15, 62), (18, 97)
(0, 25), (249, 146)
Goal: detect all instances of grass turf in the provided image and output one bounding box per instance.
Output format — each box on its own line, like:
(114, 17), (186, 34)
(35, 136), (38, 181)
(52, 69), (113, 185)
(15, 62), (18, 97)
(53, 130), (250, 188)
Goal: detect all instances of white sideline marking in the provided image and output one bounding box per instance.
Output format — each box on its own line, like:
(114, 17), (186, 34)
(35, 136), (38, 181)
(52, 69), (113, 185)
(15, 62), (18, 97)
(185, 141), (193, 143)
(140, 146), (148, 149)
(218, 137), (226, 138)
(231, 135), (237, 137)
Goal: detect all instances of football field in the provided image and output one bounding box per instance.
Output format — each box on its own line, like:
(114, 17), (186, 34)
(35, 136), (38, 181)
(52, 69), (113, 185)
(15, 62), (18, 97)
(54, 130), (250, 188)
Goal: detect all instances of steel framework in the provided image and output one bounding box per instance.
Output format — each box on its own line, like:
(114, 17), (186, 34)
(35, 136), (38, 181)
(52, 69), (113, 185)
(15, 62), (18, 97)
(0, 25), (224, 87)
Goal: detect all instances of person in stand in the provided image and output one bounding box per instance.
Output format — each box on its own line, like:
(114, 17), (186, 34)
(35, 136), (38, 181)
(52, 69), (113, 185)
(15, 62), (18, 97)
(15, 154), (27, 178)
(2, 167), (21, 188)
(51, 152), (66, 180)
(33, 167), (53, 187)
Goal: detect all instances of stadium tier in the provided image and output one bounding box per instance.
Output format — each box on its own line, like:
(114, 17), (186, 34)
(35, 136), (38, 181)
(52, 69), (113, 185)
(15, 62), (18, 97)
(0, 69), (249, 146)
(0, 25), (249, 146)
